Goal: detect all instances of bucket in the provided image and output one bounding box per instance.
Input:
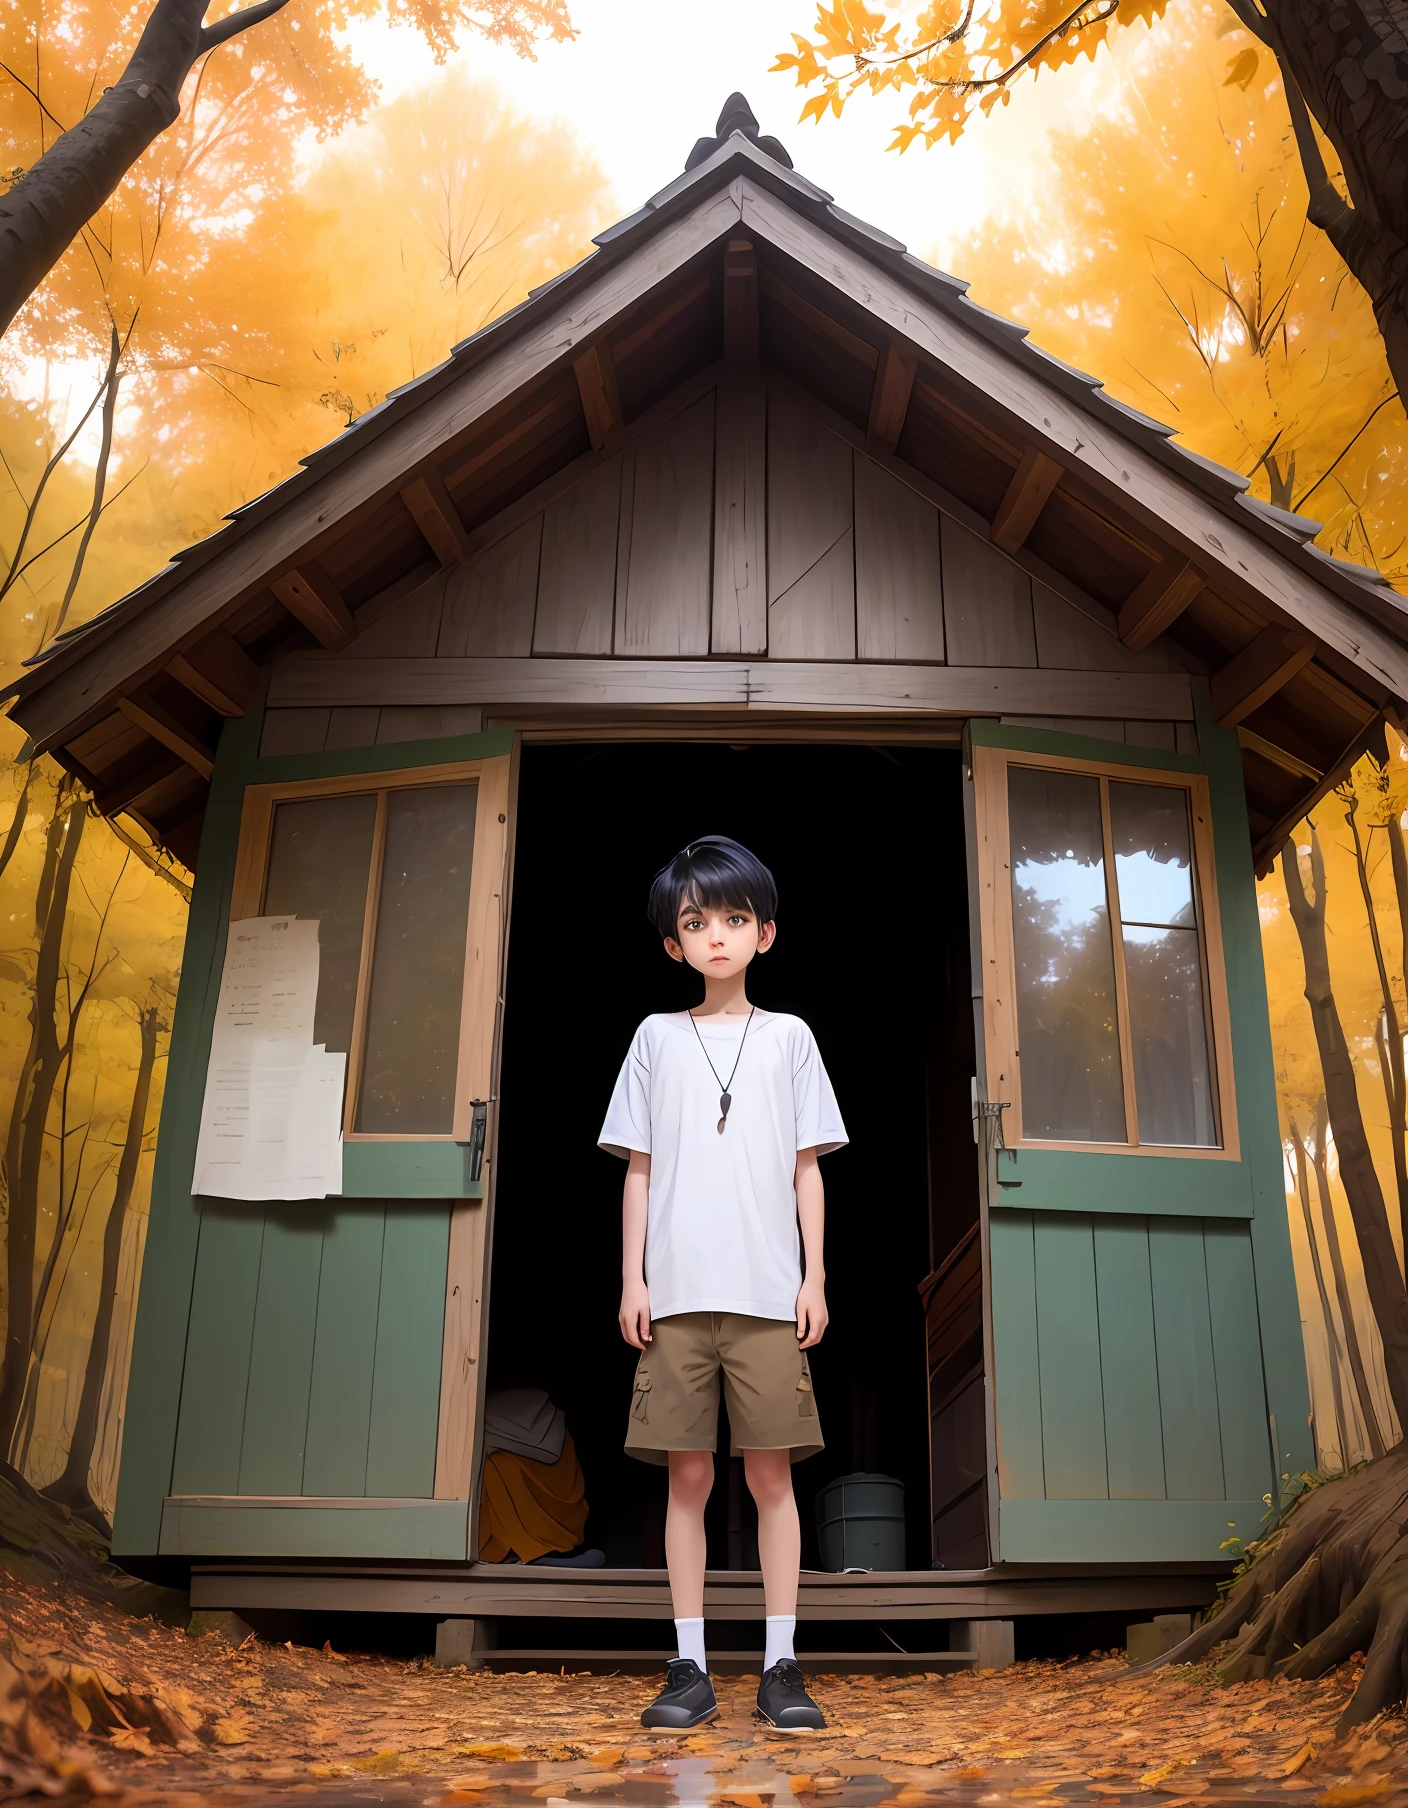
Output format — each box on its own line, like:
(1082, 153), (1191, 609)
(815, 1472), (905, 1572)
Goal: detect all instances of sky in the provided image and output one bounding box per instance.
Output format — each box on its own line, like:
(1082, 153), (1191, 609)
(341, 0), (1133, 275)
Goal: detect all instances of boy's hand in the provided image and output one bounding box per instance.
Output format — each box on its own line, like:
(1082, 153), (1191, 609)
(619, 1278), (652, 1349)
(796, 1276), (828, 1349)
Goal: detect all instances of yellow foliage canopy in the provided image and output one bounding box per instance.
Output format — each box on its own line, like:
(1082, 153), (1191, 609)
(774, 0), (1172, 148)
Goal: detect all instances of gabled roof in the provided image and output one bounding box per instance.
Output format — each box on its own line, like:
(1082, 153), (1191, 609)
(8, 97), (1406, 872)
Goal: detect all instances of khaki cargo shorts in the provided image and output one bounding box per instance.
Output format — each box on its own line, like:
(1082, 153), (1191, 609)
(626, 1311), (824, 1466)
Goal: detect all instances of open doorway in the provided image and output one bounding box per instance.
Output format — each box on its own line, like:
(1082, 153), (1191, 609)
(488, 741), (980, 1572)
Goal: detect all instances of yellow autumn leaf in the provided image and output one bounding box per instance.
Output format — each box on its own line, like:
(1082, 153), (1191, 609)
(353, 1750), (401, 1775)
(108, 1724), (155, 1756)
(460, 1742), (523, 1761)
(213, 1710), (254, 1746)
(1223, 47), (1259, 89)
(1316, 1782), (1395, 1808)
(1281, 1744), (1316, 1777)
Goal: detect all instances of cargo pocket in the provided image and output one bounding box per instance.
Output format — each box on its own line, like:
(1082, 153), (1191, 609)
(797, 1360), (815, 1420)
(631, 1369), (652, 1425)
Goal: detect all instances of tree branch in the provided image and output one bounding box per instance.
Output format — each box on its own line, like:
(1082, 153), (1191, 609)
(199, 0), (292, 52)
(1296, 392), (1401, 512)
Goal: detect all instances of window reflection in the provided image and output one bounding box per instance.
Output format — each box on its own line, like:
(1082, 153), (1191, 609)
(1109, 782), (1216, 1146)
(1008, 766), (1125, 1142)
(263, 794), (377, 1055)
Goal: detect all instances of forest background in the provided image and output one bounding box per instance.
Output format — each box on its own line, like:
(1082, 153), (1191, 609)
(0, 0), (1404, 1529)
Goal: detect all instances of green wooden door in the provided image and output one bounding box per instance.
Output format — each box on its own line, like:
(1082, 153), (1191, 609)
(159, 1198), (464, 1558)
(969, 708), (1311, 1565)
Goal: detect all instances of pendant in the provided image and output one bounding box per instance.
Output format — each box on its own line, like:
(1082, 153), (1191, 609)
(717, 1091), (732, 1135)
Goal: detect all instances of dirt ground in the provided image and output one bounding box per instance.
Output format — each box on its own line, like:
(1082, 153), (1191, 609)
(0, 1569), (1406, 1808)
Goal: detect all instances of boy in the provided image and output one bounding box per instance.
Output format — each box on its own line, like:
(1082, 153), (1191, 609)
(599, 836), (846, 1733)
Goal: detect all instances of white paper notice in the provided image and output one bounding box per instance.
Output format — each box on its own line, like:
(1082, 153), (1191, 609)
(193, 916), (346, 1200)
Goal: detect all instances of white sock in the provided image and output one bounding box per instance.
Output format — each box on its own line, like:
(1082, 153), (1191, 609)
(764, 1614), (796, 1669)
(675, 1617), (707, 1670)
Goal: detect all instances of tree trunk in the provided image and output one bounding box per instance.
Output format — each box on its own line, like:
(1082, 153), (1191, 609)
(44, 1006), (159, 1528)
(1343, 790), (1408, 1267)
(1261, 1), (1408, 401)
(1281, 834), (1408, 1430)
(0, 796), (86, 1456)
(1141, 1448), (1408, 1730)
(1313, 1094), (1390, 1459)
(1290, 1111), (1353, 1467)
(0, 0), (289, 340)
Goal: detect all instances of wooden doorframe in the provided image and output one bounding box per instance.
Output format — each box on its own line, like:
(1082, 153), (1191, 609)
(434, 736), (521, 1539)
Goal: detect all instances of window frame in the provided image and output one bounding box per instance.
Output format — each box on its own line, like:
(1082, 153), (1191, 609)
(229, 755), (512, 1144)
(973, 743), (1239, 1161)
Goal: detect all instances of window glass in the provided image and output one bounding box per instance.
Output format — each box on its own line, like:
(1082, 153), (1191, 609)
(357, 784), (478, 1134)
(263, 793), (377, 1055)
(1008, 766), (1125, 1142)
(1110, 782), (1216, 1146)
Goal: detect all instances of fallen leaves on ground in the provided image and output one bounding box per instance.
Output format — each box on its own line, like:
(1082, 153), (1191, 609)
(1, 1566), (1408, 1806)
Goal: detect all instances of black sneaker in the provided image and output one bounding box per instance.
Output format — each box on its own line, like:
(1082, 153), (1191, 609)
(640, 1657), (719, 1729)
(756, 1658), (826, 1731)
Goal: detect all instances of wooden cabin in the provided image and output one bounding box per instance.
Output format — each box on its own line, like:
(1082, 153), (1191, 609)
(11, 97), (1408, 1650)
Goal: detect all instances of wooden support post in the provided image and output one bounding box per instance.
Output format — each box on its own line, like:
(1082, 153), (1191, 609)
(401, 470), (472, 567)
(723, 236), (759, 364)
(94, 751), (183, 817)
(1211, 625), (1316, 725)
(991, 445), (1063, 552)
(867, 341), (916, 455)
(270, 565), (355, 650)
(1117, 559), (1204, 652)
(572, 344), (623, 452)
(167, 629), (258, 717)
(117, 694), (215, 779)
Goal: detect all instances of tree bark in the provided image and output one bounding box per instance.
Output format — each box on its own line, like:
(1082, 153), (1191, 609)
(1281, 834), (1408, 1430)
(1290, 1110), (1353, 1466)
(1242, 1), (1408, 400)
(1314, 1094), (1390, 1459)
(0, 795), (86, 1456)
(0, 0), (289, 340)
(44, 1006), (159, 1528)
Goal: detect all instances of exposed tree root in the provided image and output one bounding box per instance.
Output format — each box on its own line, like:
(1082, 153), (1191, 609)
(1140, 1447), (1408, 1730)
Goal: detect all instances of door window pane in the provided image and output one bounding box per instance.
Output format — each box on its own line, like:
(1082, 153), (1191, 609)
(1008, 766), (1125, 1142)
(1110, 782), (1215, 1146)
(357, 784), (478, 1134)
(263, 793), (377, 1055)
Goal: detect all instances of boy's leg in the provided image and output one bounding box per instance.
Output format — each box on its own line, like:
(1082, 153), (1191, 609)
(742, 1447), (799, 1618)
(666, 1449), (714, 1662)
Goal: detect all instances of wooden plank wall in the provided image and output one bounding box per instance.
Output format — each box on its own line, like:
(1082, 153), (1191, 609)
(987, 1209), (1272, 1506)
(171, 1201), (450, 1499)
(263, 380), (1197, 755)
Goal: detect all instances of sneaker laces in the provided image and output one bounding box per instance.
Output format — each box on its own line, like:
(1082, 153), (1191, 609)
(663, 1661), (699, 1693)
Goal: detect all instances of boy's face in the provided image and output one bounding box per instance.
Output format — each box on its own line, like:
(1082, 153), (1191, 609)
(664, 896), (776, 978)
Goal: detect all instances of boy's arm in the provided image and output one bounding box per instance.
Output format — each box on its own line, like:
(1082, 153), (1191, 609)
(795, 1147), (828, 1348)
(619, 1150), (652, 1348)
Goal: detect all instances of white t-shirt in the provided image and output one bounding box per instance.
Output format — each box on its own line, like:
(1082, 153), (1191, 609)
(599, 1010), (847, 1322)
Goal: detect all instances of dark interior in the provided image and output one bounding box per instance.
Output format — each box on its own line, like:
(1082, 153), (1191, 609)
(489, 741), (980, 1572)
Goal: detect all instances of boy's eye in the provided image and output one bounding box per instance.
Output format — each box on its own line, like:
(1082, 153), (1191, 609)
(728, 915), (747, 926)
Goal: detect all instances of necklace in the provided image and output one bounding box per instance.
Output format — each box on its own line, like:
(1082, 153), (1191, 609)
(689, 1006), (756, 1134)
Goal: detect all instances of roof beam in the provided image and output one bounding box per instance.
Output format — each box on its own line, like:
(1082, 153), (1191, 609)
(94, 750), (184, 817)
(270, 566), (355, 651)
(991, 445), (1063, 553)
(867, 342), (917, 456)
(167, 629), (258, 717)
(572, 343), (623, 452)
(401, 469), (472, 567)
(1236, 725), (1324, 782)
(117, 694), (215, 779)
(1211, 625), (1316, 726)
(1117, 558), (1204, 652)
(723, 236), (759, 363)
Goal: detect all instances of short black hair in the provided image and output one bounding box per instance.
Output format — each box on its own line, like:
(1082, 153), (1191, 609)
(646, 836), (778, 942)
